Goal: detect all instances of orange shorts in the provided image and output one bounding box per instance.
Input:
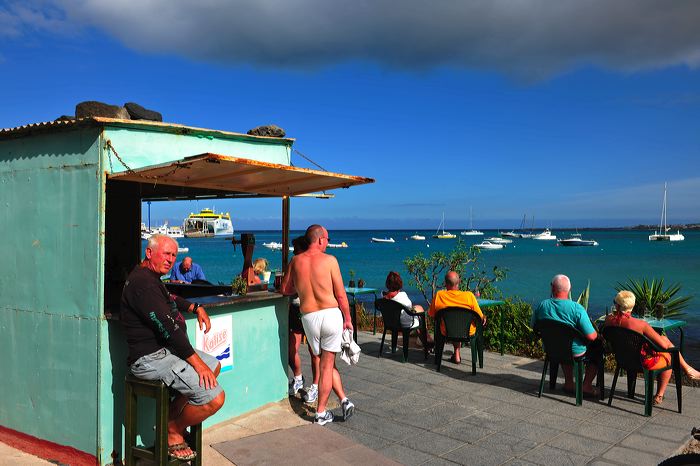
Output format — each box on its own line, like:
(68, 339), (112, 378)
(643, 352), (671, 371)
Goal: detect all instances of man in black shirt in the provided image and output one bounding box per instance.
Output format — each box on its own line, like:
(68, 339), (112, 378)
(121, 234), (225, 461)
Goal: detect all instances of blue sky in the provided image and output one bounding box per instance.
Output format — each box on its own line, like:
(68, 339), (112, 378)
(2, 1), (700, 230)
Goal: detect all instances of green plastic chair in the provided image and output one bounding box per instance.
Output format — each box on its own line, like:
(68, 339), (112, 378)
(433, 306), (484, 375)
(602, 325), (681, 417)
(375, 298), (429, 362)
(535, 319), (604, 406)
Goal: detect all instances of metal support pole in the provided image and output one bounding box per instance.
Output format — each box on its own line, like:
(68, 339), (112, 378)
(282, 196), (290, 270)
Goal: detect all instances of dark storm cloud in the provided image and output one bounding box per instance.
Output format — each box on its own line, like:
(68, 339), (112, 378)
(6, 0), (700, 77)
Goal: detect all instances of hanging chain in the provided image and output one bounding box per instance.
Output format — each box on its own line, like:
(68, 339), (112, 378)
(105, 139), (182, 181)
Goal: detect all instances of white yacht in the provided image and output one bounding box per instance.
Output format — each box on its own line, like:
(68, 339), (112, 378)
(433, 212), (457, 239)
(460, 206), (484, 236)
(327, 242), (349, 248)
(558, 234), (598, 247)
(371, 237), (395, 243)
(486, 237), (512, 244)
(409, 234), (426, 241)
(649, 183), (685, 242)
(533, 228), (557, 240)
(474, 241), (504, 250)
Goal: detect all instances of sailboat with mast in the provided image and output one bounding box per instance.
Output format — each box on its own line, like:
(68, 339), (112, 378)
(433, 212), (456, 239)
(649, 182), (684, 241)
(461, 206), (484, 236)
(501, 213), (525, 238)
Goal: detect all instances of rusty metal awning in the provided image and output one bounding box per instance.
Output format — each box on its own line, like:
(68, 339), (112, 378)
(107, 153), (374, 197)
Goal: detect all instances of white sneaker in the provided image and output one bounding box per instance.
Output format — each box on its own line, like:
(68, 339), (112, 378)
(288, 377), (304, 396)
(341, 399), (355, 421)
(314, 410), (334, 426)
(304, 385), (318, 404)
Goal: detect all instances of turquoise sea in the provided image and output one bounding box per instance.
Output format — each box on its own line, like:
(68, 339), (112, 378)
(158, 230), (700, 363)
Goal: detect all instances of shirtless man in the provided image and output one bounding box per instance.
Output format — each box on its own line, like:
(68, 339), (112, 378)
(281, 224), (355, 425)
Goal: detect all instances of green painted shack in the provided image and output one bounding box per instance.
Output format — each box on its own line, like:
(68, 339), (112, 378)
(0, 118), (372, 464)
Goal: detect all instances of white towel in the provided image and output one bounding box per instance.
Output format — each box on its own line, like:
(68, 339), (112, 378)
(340, 329), (361, 365)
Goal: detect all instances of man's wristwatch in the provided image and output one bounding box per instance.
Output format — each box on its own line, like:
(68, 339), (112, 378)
(192, 302), (201, 313)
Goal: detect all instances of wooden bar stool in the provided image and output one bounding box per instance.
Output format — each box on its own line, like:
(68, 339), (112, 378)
(124, 374), (202, 465)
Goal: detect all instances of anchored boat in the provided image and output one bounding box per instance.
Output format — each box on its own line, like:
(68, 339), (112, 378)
(649, 183), (684, 242)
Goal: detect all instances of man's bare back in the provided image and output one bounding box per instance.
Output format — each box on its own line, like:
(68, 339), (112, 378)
(288, 250), (342, 312)
(281, 225), (351, 327)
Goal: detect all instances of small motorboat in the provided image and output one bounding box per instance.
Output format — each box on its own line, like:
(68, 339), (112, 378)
(262, 241), (284, 250)
(177, 247), (189, 253)
(558, 234), (598, 247)
(409, 234), (426, 241)
(532, 228), (557, 240)
(371, 237), (395, 243)
(327, 242), (348, 248)
(474, 241), (504, 250)
(485, 237), (512, 244)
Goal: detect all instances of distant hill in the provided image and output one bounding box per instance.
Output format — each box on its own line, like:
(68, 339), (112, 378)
(628, 223), (700, 231)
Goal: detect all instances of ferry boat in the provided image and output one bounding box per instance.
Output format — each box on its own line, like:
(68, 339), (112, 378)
(183, 208), (234, 238)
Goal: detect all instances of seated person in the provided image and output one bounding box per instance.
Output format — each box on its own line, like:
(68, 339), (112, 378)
(531, 274), (601, 397)
(251, 258), (268, 285)
(382, 271), (433, 350)
(169, 256), (206, 284)
(428, 271), (484, 364)
(604, 290), (700, 405)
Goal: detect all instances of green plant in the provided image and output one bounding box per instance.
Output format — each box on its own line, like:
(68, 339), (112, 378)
(403, 239), (507, 303)
(615, 278), (692, 318)
(576, 280), (590, 311)
(231, 275), (248, 296)
(481, 298), (543, 359)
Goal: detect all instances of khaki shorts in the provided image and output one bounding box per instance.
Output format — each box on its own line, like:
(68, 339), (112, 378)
(301, 307), (343, 356)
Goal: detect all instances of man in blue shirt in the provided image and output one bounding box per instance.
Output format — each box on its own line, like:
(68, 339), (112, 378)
(531, 274), (600, 397)
(170, 257), (206, 284)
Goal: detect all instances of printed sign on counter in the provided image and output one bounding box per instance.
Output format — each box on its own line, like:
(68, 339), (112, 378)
(195, 315), (233, 372)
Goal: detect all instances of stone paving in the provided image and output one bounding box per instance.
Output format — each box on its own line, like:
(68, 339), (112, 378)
(321, 331), (700, 465)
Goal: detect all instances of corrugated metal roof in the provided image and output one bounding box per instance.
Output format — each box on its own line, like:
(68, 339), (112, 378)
(0, 117), (295, 144)
(108, 152), (374, 196)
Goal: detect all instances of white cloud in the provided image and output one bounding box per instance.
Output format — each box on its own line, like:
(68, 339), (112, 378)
(5, 0), (700, 78)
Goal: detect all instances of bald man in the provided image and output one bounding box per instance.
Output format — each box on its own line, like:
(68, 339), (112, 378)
(281, 224), (355, 425)
(531, 274), (600, 397)
(428, 271), (485, 364)
(170, 256), (206, 284)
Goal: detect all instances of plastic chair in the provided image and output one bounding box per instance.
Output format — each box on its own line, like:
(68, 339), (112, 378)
(375, 298), (429, 362)
(535, 319), (604, 406)
(433, 306), (484, 375)
(602, 325), (682, 417)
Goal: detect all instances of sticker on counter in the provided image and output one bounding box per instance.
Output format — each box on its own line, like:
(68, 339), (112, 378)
(196, 314), (233, 372)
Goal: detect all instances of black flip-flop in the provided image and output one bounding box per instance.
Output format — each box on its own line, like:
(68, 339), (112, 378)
(448, 355), (461, 364)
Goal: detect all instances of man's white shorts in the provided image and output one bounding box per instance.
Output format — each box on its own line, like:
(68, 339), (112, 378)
(301, 307), (343, 356)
